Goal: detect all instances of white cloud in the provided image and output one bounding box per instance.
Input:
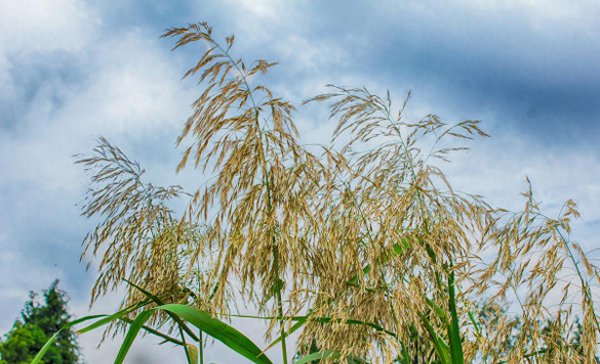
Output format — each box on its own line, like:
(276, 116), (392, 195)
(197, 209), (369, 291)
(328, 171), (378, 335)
(0, 2), (198, 362)
(218, 0), (298, 41)
(0, 0), (97, 54)
(460, 0), (599, 30)
(0, 0), (98, 106)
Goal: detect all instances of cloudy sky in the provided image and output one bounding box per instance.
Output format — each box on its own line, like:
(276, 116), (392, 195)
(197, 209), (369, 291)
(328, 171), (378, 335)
(1, 0), (599, 363)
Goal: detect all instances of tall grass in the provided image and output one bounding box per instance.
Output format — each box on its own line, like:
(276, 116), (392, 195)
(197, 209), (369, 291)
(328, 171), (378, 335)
(33, 21), (600, 363)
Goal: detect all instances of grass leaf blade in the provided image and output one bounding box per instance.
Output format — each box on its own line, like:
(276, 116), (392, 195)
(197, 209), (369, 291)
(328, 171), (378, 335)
(115, 310), (153, 364)
(30, 314), (105, 364)
(294, 350), (340, 364)
(158, 304), (273, 364)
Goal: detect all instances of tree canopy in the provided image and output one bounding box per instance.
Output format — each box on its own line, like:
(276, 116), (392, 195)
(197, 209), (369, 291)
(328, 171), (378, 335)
(0, 281), (80, 364)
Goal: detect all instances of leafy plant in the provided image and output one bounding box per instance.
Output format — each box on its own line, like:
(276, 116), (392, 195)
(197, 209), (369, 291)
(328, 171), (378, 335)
(32, 21), (600, 364)
(1, 281), (80, 364)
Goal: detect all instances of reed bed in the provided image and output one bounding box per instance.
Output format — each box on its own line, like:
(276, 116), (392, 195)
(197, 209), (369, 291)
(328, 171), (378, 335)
(33, 21), (600, 364)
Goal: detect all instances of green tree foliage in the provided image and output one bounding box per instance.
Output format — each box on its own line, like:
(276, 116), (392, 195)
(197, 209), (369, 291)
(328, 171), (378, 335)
(0, 281), (80, 364)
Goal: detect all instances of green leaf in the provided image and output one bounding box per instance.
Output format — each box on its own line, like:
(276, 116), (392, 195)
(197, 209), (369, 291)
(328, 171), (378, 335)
(400, 342), (410, 364)
(77, 300), (148, 335)
(467, 310), (481, 339)
(158, 304), (273, 364)
(124, 279), (199, 341)
(115, 310), (153, 364)
(118, 317), (186, 346)
(265, 317), (306, 352)
(425, 298), (449, 325)
(294, 350), (340, 364)
(420, 313), (451, 364)
(30, 314), (105, 364)
(447, 267), (465, 364)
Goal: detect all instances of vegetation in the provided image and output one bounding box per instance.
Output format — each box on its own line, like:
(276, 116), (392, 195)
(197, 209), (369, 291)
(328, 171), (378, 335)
(1, 281), (80, 364)
(33, 21), (600, 363)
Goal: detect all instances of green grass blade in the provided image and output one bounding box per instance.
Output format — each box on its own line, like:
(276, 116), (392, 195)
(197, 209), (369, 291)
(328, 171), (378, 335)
(447, 268), (464, 364)
(264, 316), (307, 352)
(420, 313), (451, 364)
(77, 300), (148, 335)
(157, 304), (273, 364)
(124, 279), (199, 342)
(118, 317), (186, 346)
(294, 350), (339, 364)
(30, 314), (105, 364)
(400, 342), (410, 364)
(115, 310), (154, 364)
(467, 310), (481, 339)
(425, 298), (449, 325)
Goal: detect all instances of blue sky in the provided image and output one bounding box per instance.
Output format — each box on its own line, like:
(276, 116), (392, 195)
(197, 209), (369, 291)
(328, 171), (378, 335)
(1, 1), (599, 362)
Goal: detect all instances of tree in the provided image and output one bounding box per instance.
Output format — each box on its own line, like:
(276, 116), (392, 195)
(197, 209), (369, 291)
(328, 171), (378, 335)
(0, 281), (80, 364)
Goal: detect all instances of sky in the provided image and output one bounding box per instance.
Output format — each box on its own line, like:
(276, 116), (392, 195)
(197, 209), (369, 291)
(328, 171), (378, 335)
(0, 0), (599, 363)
